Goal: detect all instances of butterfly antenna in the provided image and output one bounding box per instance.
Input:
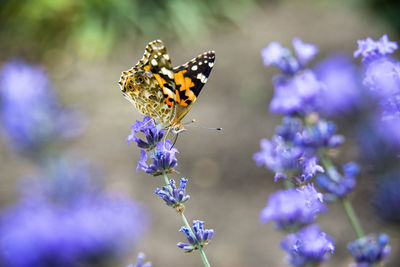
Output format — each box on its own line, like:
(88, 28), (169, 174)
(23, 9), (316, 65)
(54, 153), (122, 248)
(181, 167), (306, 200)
(183, 119), (222, 131)
(172, 133), (179, 147)
(186, 125), (222, 131)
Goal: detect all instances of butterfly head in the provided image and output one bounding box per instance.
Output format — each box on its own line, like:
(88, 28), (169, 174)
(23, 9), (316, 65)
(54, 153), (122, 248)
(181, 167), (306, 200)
(171, 122), (186, 134)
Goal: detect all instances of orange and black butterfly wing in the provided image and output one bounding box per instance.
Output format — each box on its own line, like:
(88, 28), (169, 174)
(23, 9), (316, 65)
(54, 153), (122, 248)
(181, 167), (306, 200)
(172, 51), (215, 120)
(136, 40), (177, 107)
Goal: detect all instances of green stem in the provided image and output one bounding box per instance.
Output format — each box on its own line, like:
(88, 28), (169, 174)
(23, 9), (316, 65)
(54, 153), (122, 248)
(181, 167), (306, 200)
(162, 171), (211, 267)
(318, 150), (365, 239)
(283, 178), (293, 189)
(162, 172), (173, 194)
(342, 198), (364, 239)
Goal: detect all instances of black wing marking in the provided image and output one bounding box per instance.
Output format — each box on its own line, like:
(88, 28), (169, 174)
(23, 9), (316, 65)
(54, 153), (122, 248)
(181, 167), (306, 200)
(173, 51), (215, 99)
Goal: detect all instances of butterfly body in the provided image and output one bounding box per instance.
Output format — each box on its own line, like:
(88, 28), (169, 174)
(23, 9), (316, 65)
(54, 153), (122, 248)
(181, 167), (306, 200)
(119, 40), (215, 133)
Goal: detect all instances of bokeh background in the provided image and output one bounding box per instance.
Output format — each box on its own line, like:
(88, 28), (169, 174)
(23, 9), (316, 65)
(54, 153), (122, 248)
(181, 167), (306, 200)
(1, 0), (400, 266)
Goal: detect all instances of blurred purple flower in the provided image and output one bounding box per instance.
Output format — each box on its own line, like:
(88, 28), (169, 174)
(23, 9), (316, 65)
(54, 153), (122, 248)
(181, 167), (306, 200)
(270, 70), (325, 115)
(292, 37), (318, 66)
(0, 60), (84, 153)
(260, 184), (326, 230)
(177, 220), (214, 253)
(376, 116), (400, 149)
(275, 117), (302, 142)
(348, 233), (391, 267)
(354, 35), (398, 61)
(253, 135), (323, 183)
(127, 252), (152, 267)
(295, 120), (345, 150)
(155, 178), (190, 211)
(314, 54), (362, 116)
(137, 140), (179, 176)
(127, 116), (164, 150)
(372, 174), (400, 223)
(261, 42), (300, 74)
(316, 162), (359, 199)
(363, 57), (400, 98)
(0, 160), (149, 267)
(281, 224), (335, 267)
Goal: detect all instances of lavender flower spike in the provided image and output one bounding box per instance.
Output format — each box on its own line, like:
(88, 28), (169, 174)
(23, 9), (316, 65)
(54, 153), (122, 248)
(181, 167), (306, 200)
(127, 116), (164, 150)
(348, 233), (391, 267)
(261, 41), (300, 74)
(0, 161), (149, 267)
(316, 162), (359, 199)
(177, 220), (214, 253)
(281, 224), (335, 267)
(127, 252), (152, 267)
(155, 178), (190, 212)
(136, 140), (179, 176)
(260, 184), (326, 230)
(292, 37), (318, 66)
(0, 60), (83, 153)
(354, 35), (398, 61)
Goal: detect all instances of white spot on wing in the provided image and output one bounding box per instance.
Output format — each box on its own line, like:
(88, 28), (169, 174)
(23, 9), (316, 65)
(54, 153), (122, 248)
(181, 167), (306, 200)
(196, 73), (207, 83)
(163, 54), (170, 60)
(151, 59), (158, 66)
(191, 65), (198, 71)
(161, 67), (174, 79)
(208, 62), (214, 67)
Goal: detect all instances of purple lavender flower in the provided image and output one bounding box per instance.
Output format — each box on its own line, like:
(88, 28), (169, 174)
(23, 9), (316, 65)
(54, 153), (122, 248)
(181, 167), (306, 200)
(155, 178), (190, 212)
(295, 120), (345, 149)
(354, 35), (398, 61)
(348, 233), (391, 267)
(292, 37), (318, 66)
(363, 57), (400, 98)
(262, 38), (317, 75)
(270, 70), (325, 115)
(127, 252), (152, 267)
(260, 184), (326, 230)
(127, 116), (164, 150)
(316, 162), (359, 199)
(137, 140), (179, 176)
(253, 135), (323, 183)
(0, 161), (149, 267)
(355, 35), (400, 119)
(380, 91), (400, 119)
(275, 117), (302, 142)
(372, 175), (400, 222)
(261, 42), (300, 74)
(375, 115), (400, 149)
(0, 60), (83, 153)
(281, 224), (335, 267)
(177, 220), (214, 253)
(314, 54), (362, 116)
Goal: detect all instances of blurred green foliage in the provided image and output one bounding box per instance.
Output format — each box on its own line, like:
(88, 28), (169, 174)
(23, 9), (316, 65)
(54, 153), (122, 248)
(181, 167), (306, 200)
(365, 0), (400, 35)
(0, 0), (257, 60)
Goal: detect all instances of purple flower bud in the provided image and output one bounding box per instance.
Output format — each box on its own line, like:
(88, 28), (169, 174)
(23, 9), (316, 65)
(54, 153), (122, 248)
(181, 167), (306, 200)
(127, 116), (164, 150)
(292, 37), (318, 66)
(127, 252), (152, 267)
(177, 220), (214, 253)
(348, 233), (391, 267)
(260, 184), (326, 229)
(281, 225), (335, 267)
(155, 178), (190, 211)
(136, 141), (179, 176)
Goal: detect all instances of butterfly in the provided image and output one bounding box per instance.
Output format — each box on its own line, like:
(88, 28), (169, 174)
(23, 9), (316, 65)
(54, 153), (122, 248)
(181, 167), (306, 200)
(119, 40), (215, 133)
